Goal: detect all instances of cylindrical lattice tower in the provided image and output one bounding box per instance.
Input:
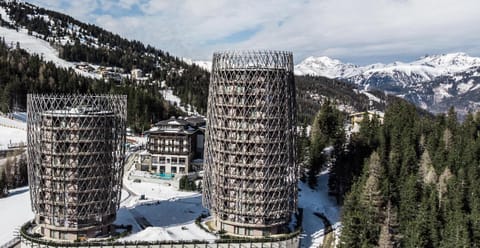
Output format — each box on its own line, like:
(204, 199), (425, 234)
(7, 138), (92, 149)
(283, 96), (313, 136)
(203, 51), (297, 237)
(27, 94), (127, 241)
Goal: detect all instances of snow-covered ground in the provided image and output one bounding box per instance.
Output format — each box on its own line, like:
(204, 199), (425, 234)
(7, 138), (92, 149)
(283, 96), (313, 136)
(0, 6), (13, 25)
(159, 89), (200, 116)
(118, 175), (215, 241)
(182, 58), (212, 72)
(122, 180), (199, 206)
(0, 116), (27, 149)
(0, 152), (339, 246)
(0, 186), (33, 245)
(299, 170), (341, 248)
(359, 90), (383, 103)
(122, 169), (342, 245)
(0, 115), (26, 129)
(0, 126), (26, 149)
(0, 26), (100, 79)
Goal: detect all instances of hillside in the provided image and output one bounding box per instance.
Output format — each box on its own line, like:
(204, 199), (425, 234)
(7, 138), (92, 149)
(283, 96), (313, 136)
(0, 38), (184, 131)
(295, 75), (387, 123)
(0, 0), (210, 114)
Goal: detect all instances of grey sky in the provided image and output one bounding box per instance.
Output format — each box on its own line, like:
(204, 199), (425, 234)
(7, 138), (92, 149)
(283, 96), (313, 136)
(27, 0), (480, 64)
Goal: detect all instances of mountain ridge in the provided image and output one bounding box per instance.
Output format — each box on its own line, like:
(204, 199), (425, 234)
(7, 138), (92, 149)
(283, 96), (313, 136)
(295, 53), (480, 115)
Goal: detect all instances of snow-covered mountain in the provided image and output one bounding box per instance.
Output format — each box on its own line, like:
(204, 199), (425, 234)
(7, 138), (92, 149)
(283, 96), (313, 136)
(294, 56), (362, 78)
(296, 53), (480, 115)
(296, 53), (480, 80)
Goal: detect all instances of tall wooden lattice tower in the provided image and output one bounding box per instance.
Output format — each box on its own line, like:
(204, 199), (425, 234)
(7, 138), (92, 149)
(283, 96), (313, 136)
(27, 94), (126, 240)
(203, 51), (297, 236)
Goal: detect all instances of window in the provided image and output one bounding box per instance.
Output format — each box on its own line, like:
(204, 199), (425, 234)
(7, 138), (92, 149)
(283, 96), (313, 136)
(179, 158), (186, 164)
(171, 167), (177, 174)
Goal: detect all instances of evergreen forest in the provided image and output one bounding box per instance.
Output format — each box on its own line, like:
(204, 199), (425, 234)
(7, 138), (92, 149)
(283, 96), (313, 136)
(308, 98), (480, 247)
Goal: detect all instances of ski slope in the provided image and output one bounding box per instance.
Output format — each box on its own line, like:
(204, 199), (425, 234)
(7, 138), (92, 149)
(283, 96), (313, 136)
(0, 26), (100, 79)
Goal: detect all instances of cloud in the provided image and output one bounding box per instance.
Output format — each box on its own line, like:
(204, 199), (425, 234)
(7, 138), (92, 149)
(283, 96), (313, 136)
(26, 0), (480, 64)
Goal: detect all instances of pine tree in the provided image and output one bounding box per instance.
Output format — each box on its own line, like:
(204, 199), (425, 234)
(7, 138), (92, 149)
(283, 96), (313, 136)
(441, 178), (470, 248)
(339, 181), (365, 248)
(418, 149), (437, 185)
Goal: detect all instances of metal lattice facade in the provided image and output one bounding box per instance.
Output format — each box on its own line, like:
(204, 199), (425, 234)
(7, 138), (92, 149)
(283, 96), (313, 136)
(27, 94), (127, 240)
(203, 51), (297, 237)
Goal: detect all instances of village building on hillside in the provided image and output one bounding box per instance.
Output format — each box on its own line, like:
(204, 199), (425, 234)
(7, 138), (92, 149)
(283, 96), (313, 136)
(348, 110), (384, 133)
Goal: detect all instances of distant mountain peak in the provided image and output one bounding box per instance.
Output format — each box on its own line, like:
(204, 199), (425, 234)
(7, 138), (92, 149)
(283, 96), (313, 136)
(296, 53), (480, 78)
(415, 52), (480, 69)
(295, 55), (362, 78)
(294, 53), (480, 117)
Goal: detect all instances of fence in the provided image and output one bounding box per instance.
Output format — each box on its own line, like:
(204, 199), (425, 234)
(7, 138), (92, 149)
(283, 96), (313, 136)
(20, 222), (300, 248)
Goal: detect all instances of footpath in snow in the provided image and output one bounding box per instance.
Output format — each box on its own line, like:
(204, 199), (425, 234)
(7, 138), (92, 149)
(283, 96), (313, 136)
(299, 170), (341, 248)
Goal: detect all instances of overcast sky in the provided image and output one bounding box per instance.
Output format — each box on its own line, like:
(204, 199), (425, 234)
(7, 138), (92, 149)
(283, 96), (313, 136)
(27, 0), (480, 65)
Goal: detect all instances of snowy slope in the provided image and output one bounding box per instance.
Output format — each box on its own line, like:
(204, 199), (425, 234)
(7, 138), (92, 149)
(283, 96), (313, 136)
(182, 58), (212, 72)
(159, 89), (200, 116)
(0, 5), (13, 25)
(0, 26), (100, 79)
(117, 172), (216, 241)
